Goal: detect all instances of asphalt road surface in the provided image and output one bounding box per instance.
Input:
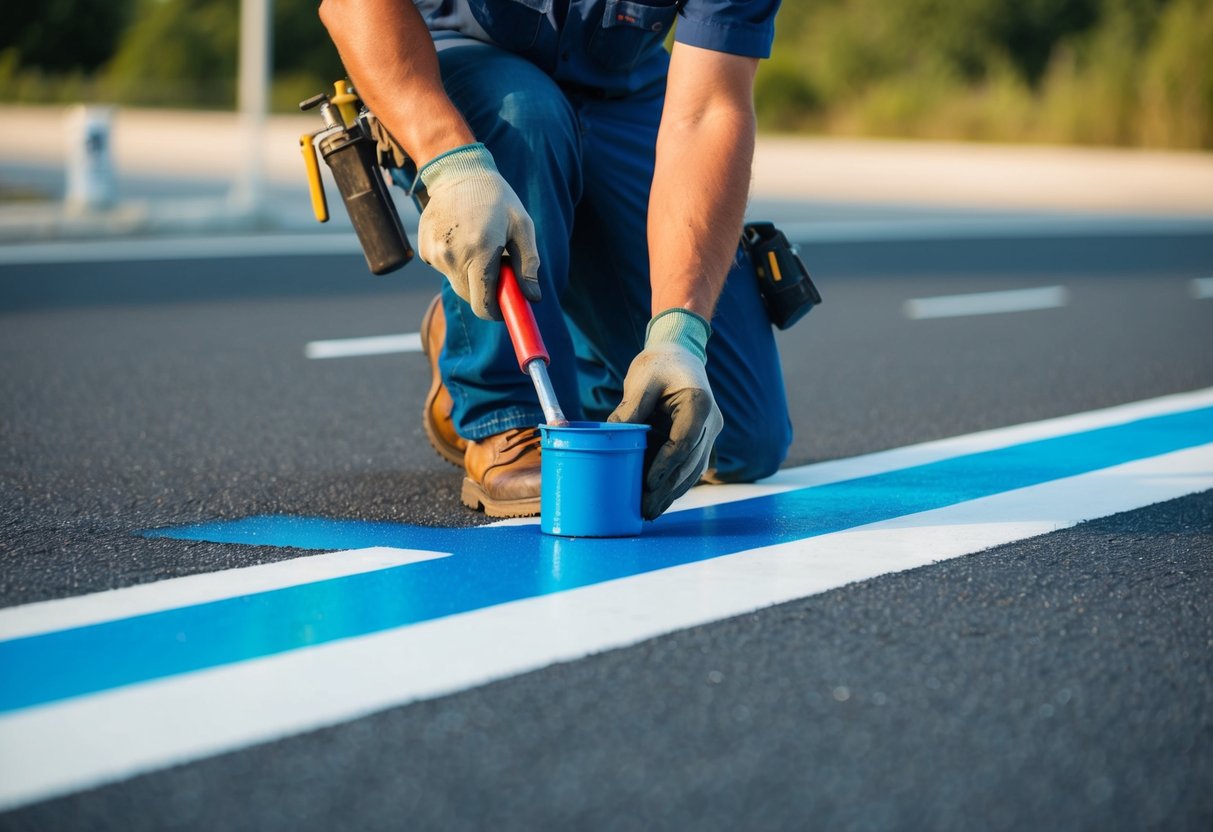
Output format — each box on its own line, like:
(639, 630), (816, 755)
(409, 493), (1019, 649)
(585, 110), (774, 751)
(1, 224), (1211, 830)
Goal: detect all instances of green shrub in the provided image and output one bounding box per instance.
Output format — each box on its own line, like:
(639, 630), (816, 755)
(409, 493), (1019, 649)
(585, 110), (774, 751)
(100, 0), (239, 109)
(756, 0), (1213, 149)
(1139, 0), (1213, 147)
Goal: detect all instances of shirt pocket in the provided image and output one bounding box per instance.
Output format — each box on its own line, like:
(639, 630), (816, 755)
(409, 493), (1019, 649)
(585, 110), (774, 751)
(588, 0), (679, 72)
(467, 0), (553, 51)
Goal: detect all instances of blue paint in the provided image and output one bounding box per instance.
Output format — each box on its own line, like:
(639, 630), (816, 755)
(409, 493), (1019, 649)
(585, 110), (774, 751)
(1, 406), (1210, 714)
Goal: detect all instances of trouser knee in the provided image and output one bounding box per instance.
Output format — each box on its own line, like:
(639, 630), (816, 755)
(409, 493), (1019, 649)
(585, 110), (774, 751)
(710, 419), (792, 483)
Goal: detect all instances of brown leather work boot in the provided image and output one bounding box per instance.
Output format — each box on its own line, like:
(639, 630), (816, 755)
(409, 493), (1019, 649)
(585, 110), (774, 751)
(421, 295), (468, 467)
(461, 427), (542, 517)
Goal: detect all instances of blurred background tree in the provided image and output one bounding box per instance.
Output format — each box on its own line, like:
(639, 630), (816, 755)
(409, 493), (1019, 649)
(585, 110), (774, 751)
(0, 0), (343, 112)
(102, 0), (241, 108)
(1, 0), (138, 105)
(754, 0), (1213, 149)
(1, 0), (1210, 149)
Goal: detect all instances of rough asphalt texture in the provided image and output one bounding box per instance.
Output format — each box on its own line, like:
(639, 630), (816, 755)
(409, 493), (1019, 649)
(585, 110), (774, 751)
(4, 494), (1211, 832)
(1, 231), (1211, 829)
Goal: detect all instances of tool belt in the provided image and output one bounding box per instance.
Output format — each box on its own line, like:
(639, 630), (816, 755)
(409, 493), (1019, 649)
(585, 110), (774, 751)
(743, 222), (822, 330)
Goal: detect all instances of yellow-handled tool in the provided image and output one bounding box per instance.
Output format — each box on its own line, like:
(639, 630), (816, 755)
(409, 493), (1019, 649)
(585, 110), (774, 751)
(298, 82), (414, 275)
(299, 131), (328, 223)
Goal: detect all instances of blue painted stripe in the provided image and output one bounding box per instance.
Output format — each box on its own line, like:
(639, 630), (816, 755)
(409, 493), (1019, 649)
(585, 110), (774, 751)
(1, 406), (1210, 714)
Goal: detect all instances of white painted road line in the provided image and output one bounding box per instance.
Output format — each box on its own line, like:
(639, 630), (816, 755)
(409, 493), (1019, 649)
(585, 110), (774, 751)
(6, 385), (1213, 645)
(1192, 277), (1213, 299)
(305, 333), (423, 359)
(904, 285), (1069, 320)
(0, 386), (1204, 649)
(1, 440), (1210, 811)
(0, 388), (1211, 810)
(0, 548), (449, 643)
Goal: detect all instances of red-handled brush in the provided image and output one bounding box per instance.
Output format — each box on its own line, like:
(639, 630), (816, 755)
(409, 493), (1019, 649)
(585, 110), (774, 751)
(498, 261), (569, 426)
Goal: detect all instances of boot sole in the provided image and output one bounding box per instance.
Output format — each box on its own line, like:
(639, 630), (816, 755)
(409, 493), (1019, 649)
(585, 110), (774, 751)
(421, 296), (467, 468)
(461, 477), (541, 518)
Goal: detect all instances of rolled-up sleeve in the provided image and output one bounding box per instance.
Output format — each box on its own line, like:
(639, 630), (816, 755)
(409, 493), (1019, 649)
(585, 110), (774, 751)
(674, 0), (781, 58)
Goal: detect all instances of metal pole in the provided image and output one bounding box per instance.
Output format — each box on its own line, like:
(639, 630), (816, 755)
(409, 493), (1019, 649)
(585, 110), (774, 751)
(231, 0), (272, 214)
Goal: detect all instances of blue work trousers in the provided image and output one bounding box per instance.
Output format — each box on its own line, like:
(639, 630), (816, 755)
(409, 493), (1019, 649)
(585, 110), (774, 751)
(425, 42), (792, 482)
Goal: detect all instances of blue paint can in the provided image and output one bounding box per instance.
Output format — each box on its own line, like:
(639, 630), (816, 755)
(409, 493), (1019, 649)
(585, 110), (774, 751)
(539, 421), (650, 537)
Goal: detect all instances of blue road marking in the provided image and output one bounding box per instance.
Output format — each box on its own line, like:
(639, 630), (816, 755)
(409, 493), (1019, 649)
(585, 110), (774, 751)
(1, 405), (1211, 714)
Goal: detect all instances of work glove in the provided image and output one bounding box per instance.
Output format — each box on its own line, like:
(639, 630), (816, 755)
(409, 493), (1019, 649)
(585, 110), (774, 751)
(417, 143), (541, 320)
(609, 309), (724, 520)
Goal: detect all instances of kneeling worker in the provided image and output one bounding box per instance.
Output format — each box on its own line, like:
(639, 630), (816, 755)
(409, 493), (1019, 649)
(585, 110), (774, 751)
(319, 0), (793, 520)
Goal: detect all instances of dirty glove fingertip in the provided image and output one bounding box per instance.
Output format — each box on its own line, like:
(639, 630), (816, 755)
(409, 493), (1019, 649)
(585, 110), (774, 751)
(608, 402), (641, 425)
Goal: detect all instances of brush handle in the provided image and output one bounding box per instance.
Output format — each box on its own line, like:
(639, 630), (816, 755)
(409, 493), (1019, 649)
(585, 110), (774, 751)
(498, 260), (549, 371)
(497, 261), (567, 425)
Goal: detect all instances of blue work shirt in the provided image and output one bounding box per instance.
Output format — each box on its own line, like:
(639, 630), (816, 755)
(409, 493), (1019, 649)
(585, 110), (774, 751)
(413, 0), (781, 95)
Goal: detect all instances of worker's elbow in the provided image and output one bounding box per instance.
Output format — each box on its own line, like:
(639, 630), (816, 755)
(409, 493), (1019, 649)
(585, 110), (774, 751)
(318, 0), (342, 34)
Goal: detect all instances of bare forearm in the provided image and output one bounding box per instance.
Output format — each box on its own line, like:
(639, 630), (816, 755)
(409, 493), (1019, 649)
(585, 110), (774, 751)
(318, 0), (474, 166)
(648, 44), (758, 319)
(648, 108), (754, 318)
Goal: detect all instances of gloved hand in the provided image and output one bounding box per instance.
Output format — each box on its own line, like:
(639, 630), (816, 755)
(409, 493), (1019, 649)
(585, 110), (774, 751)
(609, 308), (724, 520)
(417, 143), (541, 320)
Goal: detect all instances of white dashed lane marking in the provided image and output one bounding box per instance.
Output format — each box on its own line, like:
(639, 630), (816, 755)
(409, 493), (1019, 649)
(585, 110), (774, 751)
(904, 285), (1069, 320)
(306, 278), (1206, 358)
(305, 333), (422, 359)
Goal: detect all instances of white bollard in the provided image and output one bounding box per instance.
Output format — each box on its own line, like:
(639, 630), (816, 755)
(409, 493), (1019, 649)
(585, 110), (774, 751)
(65, 105), (118, 212)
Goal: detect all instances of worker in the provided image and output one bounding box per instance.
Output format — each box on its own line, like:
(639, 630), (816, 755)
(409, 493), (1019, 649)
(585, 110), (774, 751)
(319, 0), (792, 521)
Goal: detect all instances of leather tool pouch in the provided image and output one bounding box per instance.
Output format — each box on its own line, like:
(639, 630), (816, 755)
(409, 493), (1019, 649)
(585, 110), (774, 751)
(743, 222), (822, 330)
(365, 113), (409, 170)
